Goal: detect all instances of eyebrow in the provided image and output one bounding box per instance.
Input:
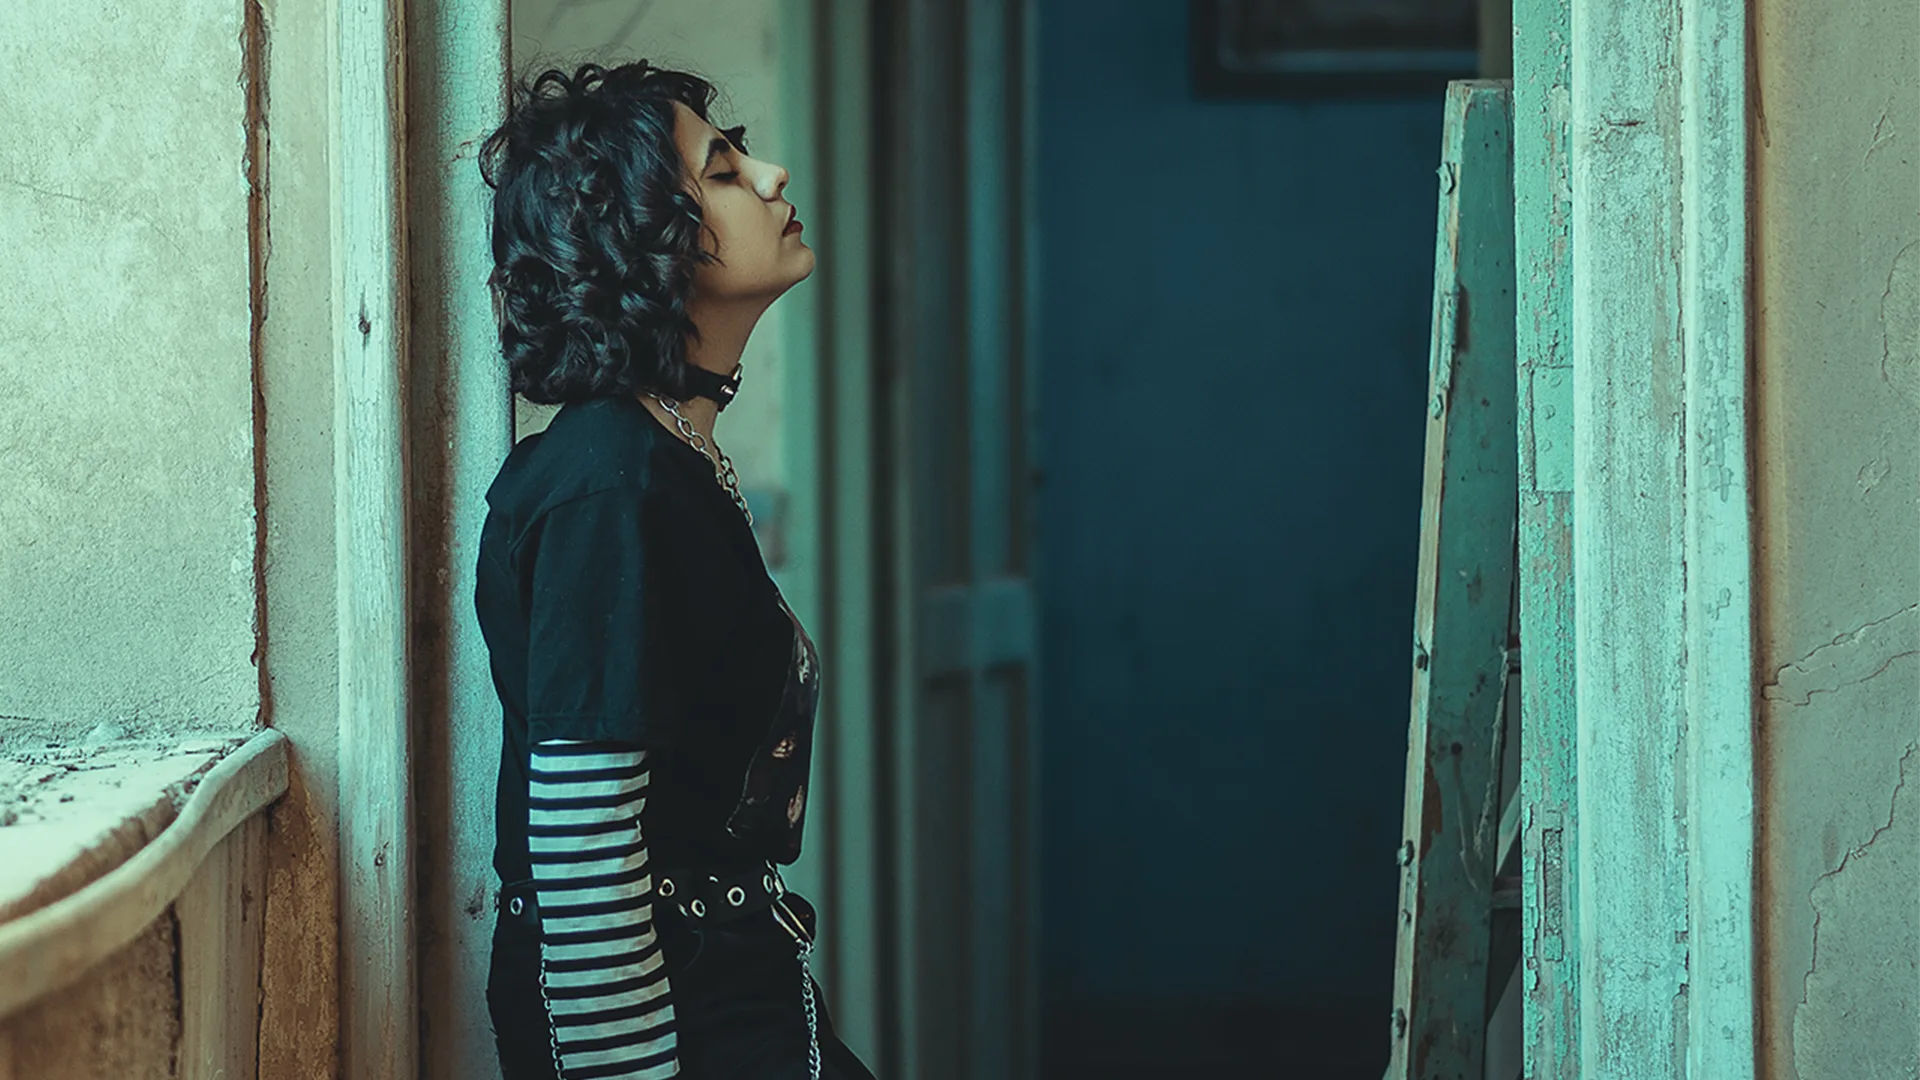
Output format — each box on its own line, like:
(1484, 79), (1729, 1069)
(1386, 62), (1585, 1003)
(698, 126), (741, 172)
(706, 131), (756, 172)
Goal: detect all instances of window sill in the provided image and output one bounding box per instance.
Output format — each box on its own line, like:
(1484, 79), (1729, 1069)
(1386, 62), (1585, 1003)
(0, 729), (288, 1018)
(0, 737), (249, 923)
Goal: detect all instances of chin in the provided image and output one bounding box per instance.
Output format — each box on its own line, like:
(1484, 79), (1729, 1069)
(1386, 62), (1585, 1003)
(781, 248), (817, 289)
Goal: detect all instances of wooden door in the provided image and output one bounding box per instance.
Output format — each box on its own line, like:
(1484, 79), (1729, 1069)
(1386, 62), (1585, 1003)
(875, 1), (1041, 1078)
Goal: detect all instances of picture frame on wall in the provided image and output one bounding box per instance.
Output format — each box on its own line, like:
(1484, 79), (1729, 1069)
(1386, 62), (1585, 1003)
(1191, 0), (1480, 97)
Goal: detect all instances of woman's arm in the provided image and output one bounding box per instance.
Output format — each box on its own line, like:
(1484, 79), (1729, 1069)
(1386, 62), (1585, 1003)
(529, 738), (678, 1079)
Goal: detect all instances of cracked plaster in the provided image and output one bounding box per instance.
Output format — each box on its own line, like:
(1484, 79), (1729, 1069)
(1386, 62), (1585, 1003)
(1886, 242), (1920, 412)
(1764, 605), (1920, 708)
(1754, 0), (1920, 1072)
(1794, 743), (1920, 1080)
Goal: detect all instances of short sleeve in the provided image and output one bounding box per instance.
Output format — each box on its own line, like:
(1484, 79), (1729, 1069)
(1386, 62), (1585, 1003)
(524, 487), (679, 748)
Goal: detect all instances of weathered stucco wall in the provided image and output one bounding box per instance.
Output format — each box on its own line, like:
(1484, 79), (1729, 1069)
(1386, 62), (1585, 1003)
(1754, 0), (1920, 1075)
(0, 0), (345, 1074)
(0, 0), (259, 743)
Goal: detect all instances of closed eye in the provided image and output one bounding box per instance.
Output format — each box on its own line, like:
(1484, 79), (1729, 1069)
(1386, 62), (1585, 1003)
(703, 125), (750, 182)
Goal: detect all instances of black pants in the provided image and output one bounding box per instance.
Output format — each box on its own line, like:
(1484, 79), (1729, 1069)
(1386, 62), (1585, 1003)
(488, 890), (878, 1080)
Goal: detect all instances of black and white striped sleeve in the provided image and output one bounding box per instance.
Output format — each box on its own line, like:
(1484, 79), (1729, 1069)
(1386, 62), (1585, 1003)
(530, 738), (678, 1079)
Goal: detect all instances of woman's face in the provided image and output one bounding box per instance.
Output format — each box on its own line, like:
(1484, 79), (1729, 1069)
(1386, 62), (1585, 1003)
(674, 103), (814, 305)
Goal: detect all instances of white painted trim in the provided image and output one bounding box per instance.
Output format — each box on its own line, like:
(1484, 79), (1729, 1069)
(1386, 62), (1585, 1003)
(1679, 0), (1756, 1073)
(332, 0), (418, 1072)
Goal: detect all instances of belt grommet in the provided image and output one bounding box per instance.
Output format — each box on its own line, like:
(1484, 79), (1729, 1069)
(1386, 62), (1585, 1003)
(690, 899), (706, 918)
(727, 885), (746, 906)
(508, 896), (524, 916)
(659, 878), (675, 898)
(763, 873), (776, 894)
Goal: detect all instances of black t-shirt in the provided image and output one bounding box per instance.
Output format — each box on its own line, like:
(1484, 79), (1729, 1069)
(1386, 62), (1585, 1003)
(474, 396), (820, 886)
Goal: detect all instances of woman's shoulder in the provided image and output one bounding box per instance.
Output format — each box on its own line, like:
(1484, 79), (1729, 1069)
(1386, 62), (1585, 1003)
(483, 396), (669, 533)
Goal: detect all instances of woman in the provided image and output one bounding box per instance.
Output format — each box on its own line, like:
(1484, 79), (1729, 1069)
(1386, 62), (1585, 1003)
(472, 61), (876, 1080)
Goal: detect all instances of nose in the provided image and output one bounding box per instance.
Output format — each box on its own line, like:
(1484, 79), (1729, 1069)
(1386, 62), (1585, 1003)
(755, 159), (789, 201)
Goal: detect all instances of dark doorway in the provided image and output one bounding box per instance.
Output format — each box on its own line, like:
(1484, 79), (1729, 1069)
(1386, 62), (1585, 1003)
(1035, 2), (1445, 1076)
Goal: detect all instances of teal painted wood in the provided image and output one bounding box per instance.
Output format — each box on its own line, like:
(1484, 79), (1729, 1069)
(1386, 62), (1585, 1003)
(1510, 0), (1580, 1073)
(1569, 0), (1691, 1070)
(1676, 0), (1756, 1074)
(1386, 80), (1519, 1080)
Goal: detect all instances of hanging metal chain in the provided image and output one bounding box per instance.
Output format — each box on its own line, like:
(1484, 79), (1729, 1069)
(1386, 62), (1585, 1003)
(535, 948), (569, 1078)
(768, 874), (822, 1080)
(648, 393), (754, 526)
(798, 937), (822, 1080)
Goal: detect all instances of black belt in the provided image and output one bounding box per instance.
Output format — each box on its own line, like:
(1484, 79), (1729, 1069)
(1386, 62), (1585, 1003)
(495, 862), (802, 935)
(658, 862), (791, 928)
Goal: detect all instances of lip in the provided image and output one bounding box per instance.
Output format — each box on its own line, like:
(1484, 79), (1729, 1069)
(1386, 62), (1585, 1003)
(782, 206), (803, 236)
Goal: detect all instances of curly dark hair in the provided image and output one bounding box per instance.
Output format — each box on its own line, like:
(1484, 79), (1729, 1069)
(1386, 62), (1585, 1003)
(479, 62), (738, 404)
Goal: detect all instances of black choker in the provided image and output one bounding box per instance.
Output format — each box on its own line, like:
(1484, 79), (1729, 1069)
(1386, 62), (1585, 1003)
(683, 365), (743, 411)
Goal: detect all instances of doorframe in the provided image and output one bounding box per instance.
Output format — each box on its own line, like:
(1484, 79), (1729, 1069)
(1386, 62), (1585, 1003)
(776, 0), (889, 1065)
(1562, 0), (1755, 1074)
(1673, 0), (1756, 1070)
(331, 0), (420, 1074)
(870, 1), (1043, 1077)
(760, 3), (1049, 1074)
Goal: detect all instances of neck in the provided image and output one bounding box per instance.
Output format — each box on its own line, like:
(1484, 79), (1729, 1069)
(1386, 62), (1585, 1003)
(647, 298), (768, 445)
(685, 297), (766, 384)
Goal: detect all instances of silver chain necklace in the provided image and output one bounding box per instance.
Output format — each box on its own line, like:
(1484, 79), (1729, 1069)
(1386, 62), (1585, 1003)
(648, 393), (753, 526)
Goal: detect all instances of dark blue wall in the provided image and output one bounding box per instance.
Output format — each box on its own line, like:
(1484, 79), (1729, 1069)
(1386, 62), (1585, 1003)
(1036, 0), (1442, 1070)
